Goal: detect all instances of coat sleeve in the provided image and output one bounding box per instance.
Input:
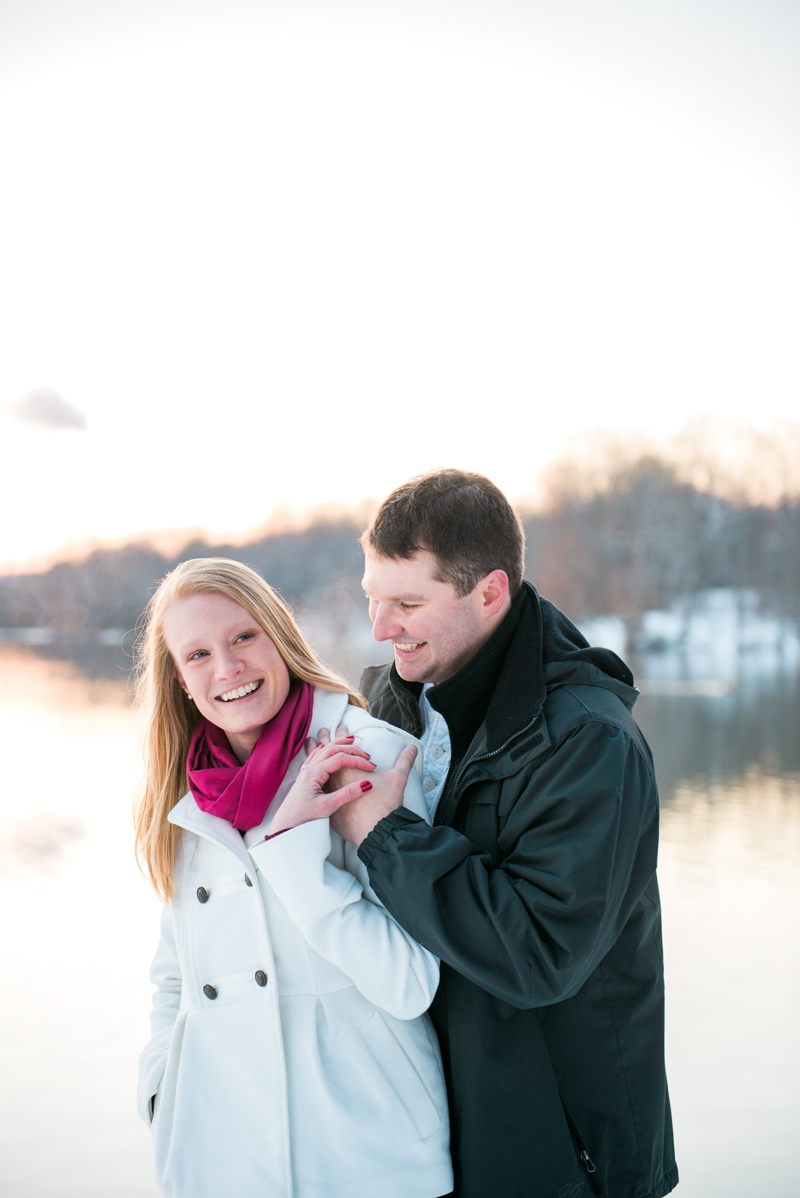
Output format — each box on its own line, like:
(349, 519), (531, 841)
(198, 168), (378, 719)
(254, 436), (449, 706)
(249, 818), (439, 1020)
(137, 904), (182, 1124)
(248, 723), (439, 1021)
(358, 719), (659, 1009)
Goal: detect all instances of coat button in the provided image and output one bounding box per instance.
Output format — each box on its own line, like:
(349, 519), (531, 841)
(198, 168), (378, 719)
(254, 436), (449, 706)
(203, 984), (217, 1000)
(196, 886), (209, 903)
(255, 970), (268, 987)
(244, 873), (253, 887)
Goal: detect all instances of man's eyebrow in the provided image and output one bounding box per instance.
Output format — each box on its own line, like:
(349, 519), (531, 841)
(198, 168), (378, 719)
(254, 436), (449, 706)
(361, 585), (427, 602)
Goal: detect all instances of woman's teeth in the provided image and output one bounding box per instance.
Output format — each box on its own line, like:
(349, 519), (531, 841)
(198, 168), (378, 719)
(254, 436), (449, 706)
(219, 680), (261, 702)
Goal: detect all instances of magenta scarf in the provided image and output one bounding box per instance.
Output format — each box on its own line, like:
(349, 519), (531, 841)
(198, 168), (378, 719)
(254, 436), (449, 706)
(186, 679), (314, 830)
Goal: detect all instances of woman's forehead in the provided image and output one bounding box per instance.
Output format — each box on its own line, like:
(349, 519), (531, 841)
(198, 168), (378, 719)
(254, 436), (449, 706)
(163, 591), (259, 647)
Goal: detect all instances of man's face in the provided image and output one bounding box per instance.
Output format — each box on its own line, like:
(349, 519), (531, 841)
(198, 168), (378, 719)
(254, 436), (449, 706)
(362, 550), (494, 684)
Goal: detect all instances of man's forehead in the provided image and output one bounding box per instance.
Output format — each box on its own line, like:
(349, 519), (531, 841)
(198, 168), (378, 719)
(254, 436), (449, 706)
(362, 550), (448, 598)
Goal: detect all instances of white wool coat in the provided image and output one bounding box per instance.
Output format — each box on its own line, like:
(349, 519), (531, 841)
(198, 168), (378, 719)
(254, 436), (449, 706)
(138, 687), (453, 1198)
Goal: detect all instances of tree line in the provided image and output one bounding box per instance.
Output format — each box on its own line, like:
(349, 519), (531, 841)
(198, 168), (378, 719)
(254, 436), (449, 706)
(1, 453), (799, 642)
(526, 454), (800, 639)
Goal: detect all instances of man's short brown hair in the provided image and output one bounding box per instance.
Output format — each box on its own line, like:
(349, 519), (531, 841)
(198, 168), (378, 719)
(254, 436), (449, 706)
(361, 469), (526, 598)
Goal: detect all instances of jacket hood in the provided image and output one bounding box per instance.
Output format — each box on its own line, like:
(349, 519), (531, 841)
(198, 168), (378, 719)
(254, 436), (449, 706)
(458, 583), (637, 754)
(538, 592), (639, 711)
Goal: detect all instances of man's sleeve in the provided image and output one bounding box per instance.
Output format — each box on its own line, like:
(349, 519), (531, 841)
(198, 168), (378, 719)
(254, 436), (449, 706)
(358, 719), (659, 1009)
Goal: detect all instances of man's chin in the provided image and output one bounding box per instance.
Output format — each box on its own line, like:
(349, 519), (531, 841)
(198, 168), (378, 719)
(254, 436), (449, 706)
(393, 652), (433, 684)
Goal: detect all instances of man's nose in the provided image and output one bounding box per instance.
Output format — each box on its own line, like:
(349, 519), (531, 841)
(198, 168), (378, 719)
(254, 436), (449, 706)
(371, 605), (403, 643)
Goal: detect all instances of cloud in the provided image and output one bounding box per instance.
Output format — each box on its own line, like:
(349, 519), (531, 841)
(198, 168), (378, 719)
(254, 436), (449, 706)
(2, 388), (88, 430)
(0, 811), (85, 874)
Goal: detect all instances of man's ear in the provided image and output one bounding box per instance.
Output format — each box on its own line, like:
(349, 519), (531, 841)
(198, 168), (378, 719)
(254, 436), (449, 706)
(479, 570), (510, 616)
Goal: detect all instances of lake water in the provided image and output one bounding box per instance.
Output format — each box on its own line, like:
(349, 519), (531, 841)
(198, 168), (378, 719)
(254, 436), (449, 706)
(0, 644), (798, 1198)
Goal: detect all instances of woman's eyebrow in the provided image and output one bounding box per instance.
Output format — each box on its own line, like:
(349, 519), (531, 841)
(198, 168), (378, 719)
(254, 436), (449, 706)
(178, 624), (259, 654)
(177, 642), (206, 660)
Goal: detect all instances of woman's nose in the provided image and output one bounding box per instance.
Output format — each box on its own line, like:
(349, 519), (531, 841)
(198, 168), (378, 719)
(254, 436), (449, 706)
(215, 649), (245, 679)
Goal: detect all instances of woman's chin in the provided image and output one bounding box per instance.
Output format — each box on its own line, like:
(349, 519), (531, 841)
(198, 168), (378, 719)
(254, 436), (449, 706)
(219, 712), (267, 737)
(216, 702), (280, 741)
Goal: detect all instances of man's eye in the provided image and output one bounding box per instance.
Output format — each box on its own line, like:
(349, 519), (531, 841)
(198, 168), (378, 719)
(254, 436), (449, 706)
(399, 604), (420, 612)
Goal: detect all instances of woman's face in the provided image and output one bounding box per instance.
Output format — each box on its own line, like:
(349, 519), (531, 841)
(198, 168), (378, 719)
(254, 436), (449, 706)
(163, 591), (291, 761)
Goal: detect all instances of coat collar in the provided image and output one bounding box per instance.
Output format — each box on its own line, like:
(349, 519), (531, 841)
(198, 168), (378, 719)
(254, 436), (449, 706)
(169, 792), (252, 865)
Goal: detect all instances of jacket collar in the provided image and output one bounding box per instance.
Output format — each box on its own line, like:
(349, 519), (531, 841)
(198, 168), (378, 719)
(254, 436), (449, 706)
(424, 584), (528, 760)
(473, 582), (545, 754)
(386, 669), (424, 739)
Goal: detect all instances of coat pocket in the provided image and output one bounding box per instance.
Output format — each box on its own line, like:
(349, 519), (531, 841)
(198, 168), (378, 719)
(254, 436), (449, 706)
(357, 1011), (442, 1139)
(150, 1011), (188, 1159)
(560, 1099), (601, 1195)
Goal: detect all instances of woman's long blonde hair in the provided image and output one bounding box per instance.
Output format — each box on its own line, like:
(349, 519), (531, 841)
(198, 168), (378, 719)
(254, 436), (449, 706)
(134, 557), (366, 901)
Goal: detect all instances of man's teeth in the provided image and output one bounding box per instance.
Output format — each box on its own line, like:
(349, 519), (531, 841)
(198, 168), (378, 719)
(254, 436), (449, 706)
(396, 643), (421, 652)
(220, 681), (260, 702)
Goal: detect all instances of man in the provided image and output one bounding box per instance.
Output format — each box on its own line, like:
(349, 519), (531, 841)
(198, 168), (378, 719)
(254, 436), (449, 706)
(330, 468), (677, 1198)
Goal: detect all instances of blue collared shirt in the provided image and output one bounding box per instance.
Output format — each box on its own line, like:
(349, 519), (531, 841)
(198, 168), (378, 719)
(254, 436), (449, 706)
(418, 683), (452, 820)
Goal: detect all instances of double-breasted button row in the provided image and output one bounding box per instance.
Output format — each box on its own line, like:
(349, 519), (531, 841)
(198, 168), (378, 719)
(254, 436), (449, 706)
(203, 970), (268, 999)
(197, 874), (253, 904)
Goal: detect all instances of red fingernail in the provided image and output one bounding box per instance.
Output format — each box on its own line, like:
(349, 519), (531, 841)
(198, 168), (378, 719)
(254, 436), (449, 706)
(360, 781), (373, 792)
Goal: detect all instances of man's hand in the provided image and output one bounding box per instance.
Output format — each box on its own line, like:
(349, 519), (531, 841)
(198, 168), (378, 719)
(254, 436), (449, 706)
(312, 725), (419, 847)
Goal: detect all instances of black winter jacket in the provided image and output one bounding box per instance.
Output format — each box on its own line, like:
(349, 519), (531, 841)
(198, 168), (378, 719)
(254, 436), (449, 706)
(358, 584), (678, 1198)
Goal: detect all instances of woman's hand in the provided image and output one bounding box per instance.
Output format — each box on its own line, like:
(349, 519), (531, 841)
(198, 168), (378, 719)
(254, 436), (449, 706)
(267, 732), (376, 836)
(319, 724), (418, 847)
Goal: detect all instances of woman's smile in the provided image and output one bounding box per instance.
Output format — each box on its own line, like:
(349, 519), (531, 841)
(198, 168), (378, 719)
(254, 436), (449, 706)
(217, 678), (263, 703)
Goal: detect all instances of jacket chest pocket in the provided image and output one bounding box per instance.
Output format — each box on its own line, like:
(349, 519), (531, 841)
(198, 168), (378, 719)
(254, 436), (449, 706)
(454, 784), (502, 862)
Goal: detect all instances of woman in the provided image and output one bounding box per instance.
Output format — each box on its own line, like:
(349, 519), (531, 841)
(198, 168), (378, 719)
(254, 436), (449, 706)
(135, 557), (452, 1198)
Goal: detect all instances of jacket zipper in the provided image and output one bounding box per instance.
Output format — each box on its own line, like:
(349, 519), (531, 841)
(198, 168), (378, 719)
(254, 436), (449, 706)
(561, 1102), (600, 1194)
(435, 711), (542, 827)
(581, 1150), (598, 1176)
